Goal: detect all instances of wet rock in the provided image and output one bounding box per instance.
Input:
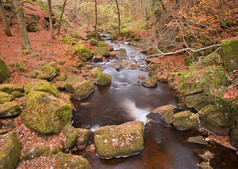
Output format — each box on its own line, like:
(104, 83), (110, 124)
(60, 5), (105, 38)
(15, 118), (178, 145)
(91, 67), (102, 78)
(22, 91), (72, 134)
(152, 105), (175, 125)
(138, 76), (145, 80)
(0, 102), (21, 118)
(184, 93), (207, 110)
(0, 132), (22, 169)
(188, 136), (208, 146)
(198, 162), (213, 169)
(25, 81), (59, 97)
(62, 124), (79, 148)
(94, 121), (145, 159)
(23, 145), (50, 160)
(179, 82), (205, 96)
(73, 80), (95, 100)
(54, 152), (92, 169)
(221, 39), (238, 72)
(198, 104), (232, 135)
(95, 47), (110, 57)
(230, 120), (238, 150)
(76, 128), (92, 151)
(0, 58), (10, 82)
(0, 91), (14, 104)
(193, 149), (214, 162)
(96, 72), (111, 86)
(142, 76), (158, 88)
(172, 111), (199, 131)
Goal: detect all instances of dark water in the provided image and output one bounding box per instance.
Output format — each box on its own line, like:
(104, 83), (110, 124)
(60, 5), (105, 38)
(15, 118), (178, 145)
(72, 37), (238, 169)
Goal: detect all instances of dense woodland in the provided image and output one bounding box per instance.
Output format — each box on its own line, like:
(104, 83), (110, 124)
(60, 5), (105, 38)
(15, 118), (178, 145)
(0, 0), (238, 168)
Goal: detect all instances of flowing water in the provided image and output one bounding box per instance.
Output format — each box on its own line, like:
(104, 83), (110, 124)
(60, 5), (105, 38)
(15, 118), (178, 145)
(72, 35), (238, 169)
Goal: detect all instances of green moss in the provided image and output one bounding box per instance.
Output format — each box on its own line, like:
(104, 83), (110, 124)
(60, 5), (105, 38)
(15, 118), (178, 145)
(40, 64), (56, 80)
(76, 128), (92, 151)
(94, 47), (110, 57)
(142, 76), (158, 88)
(97, 41), (107, 47)
(0, 102), (21, 118)
(91, 67), (102, 78)
(62, 124), (79, 148)
(74, 80), (95, 100)
(74, 45), (94, 61)
(172, 111), (199, 131)
(61, 36), (78, 45)
(94, 121), (144, 158)
(96, 73), (111, 86)
(16, 62), (27, 71)
(0, 132), (22, 169)
(21, 91), (72, 134)
(0, 59), (10, 82)
(25, 81), (59, 97)
(54, 152), (92, 169)
(23, 145), (50, 160)
(0, 91), (14, 104)
(65, 75), (83, 93)
(90, 39), (98, 46)
(11, 91), (24, 98)
(30, 69), (48, 79)
(60, 73), (67, 81)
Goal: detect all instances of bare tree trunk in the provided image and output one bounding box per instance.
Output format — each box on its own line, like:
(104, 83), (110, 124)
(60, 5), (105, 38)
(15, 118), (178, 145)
(47, 0), (55, 39)
(95, 0), (98, 41)
(13, 0), (31, 49)
(57, 0), (67, 35)
(115, 0), (121, 34)
(0, 0), (11, 36)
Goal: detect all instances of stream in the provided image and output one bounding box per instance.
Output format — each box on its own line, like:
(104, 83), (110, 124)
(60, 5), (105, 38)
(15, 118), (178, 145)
(72, 35), (238, 169)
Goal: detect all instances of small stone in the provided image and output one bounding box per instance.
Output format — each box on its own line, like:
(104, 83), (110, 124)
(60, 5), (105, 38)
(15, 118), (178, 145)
(188, 136), (208, 146)
(198, 162), (213, 169)
(193, 149), (214, 162)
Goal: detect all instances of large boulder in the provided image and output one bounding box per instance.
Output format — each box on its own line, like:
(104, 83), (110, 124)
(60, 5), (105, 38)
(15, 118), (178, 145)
(25, 81), (59, 97)
(40, 64), (56, 80)
(0, 84), (24, 94)
(94, 121), (145, 159)
(94, 47), (110, 57)
(0, 132), (22, 169)
(172, 111), (199, 131)
(21, 91), (73, 134)
(54, 152), (92, 169)
(74, 45), (94, 62)
(0, 59), (10, 82)
(198, 104), (232, 135)
(65, 75), (83, 93)
(91, 67), (102, 78)
(0, 91), (14, 104)
(221, 39), (238, 72)
(0, 102), (21, 118)
(142, 76), (158, 88)
(96, 72), (111, 86)
(23, 145), (50, 160)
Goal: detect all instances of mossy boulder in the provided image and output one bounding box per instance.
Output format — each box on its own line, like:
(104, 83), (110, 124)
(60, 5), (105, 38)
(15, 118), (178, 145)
(0, 102), (21, 118)
(0, 84), (24, 98)
(198, 104), (232, 135)
(30, 69), (48, 79)
(76, 128), (92, 151)
(94, 121), (145, 158)
(90, 39), (98, 46)
(54, 152), (92, 169)
(184, 93), (207, 110)
(93, 55), (103, 62)
(96, 72), (111, 86)
(0, 91), (14, 104)
(221, 39), (238, 72)
(21, 91), (73, 134)
(11, 91), (24, 98)
(23, 145), (50, 160)
(74, 45), (94, 61)
(62, 124), (79, 148)
(142, 76), (158, 88)
(65, 75), (83, 93)
(91, 67), (102, 78)
(0, 59), (10, 82)
(25, 81), (59, 97)
(152, 105), (175, 125)
(172, 111), (199, 131)
(94, 47), (110, 57)
(97, 41), (107, 47)
(60, 73), (67, 81)
(0, 132), (22, 169)
(40, 64), (56, 80)
(73, 80), (95, 100)
(179, 82), (205, 96)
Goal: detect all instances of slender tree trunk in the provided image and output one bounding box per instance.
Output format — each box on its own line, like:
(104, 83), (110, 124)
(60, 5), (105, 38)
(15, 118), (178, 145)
(95, 0), (98, 40)
(0, 0), (11, 36)
(13, 0), (31, 49)
(57, 0), (67, 35)
(115, 0), (121, 34)
(47, 0), (55, 39)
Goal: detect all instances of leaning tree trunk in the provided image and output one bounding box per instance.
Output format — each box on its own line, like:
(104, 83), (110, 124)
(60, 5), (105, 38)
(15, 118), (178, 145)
(95, 0), (98, 41)
(47, 0), (55, 39)
(0, 0), (11, 36)
(57, 0), (67, 35)
(13, 0), (31, 49)
(115, 0), (121, 34)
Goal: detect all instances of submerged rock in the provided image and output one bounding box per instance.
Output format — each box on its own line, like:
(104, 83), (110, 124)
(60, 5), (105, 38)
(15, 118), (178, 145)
(172, 111), (199, 131)
(54, 152), (92, 169)
(142, 76), (158, 88)
(0, 58), (10, 82)
(0, 132), (22, 169)
(22, 91), (72, 134)
(0, 102), (21, 118)
(94, 121), (145, 159)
